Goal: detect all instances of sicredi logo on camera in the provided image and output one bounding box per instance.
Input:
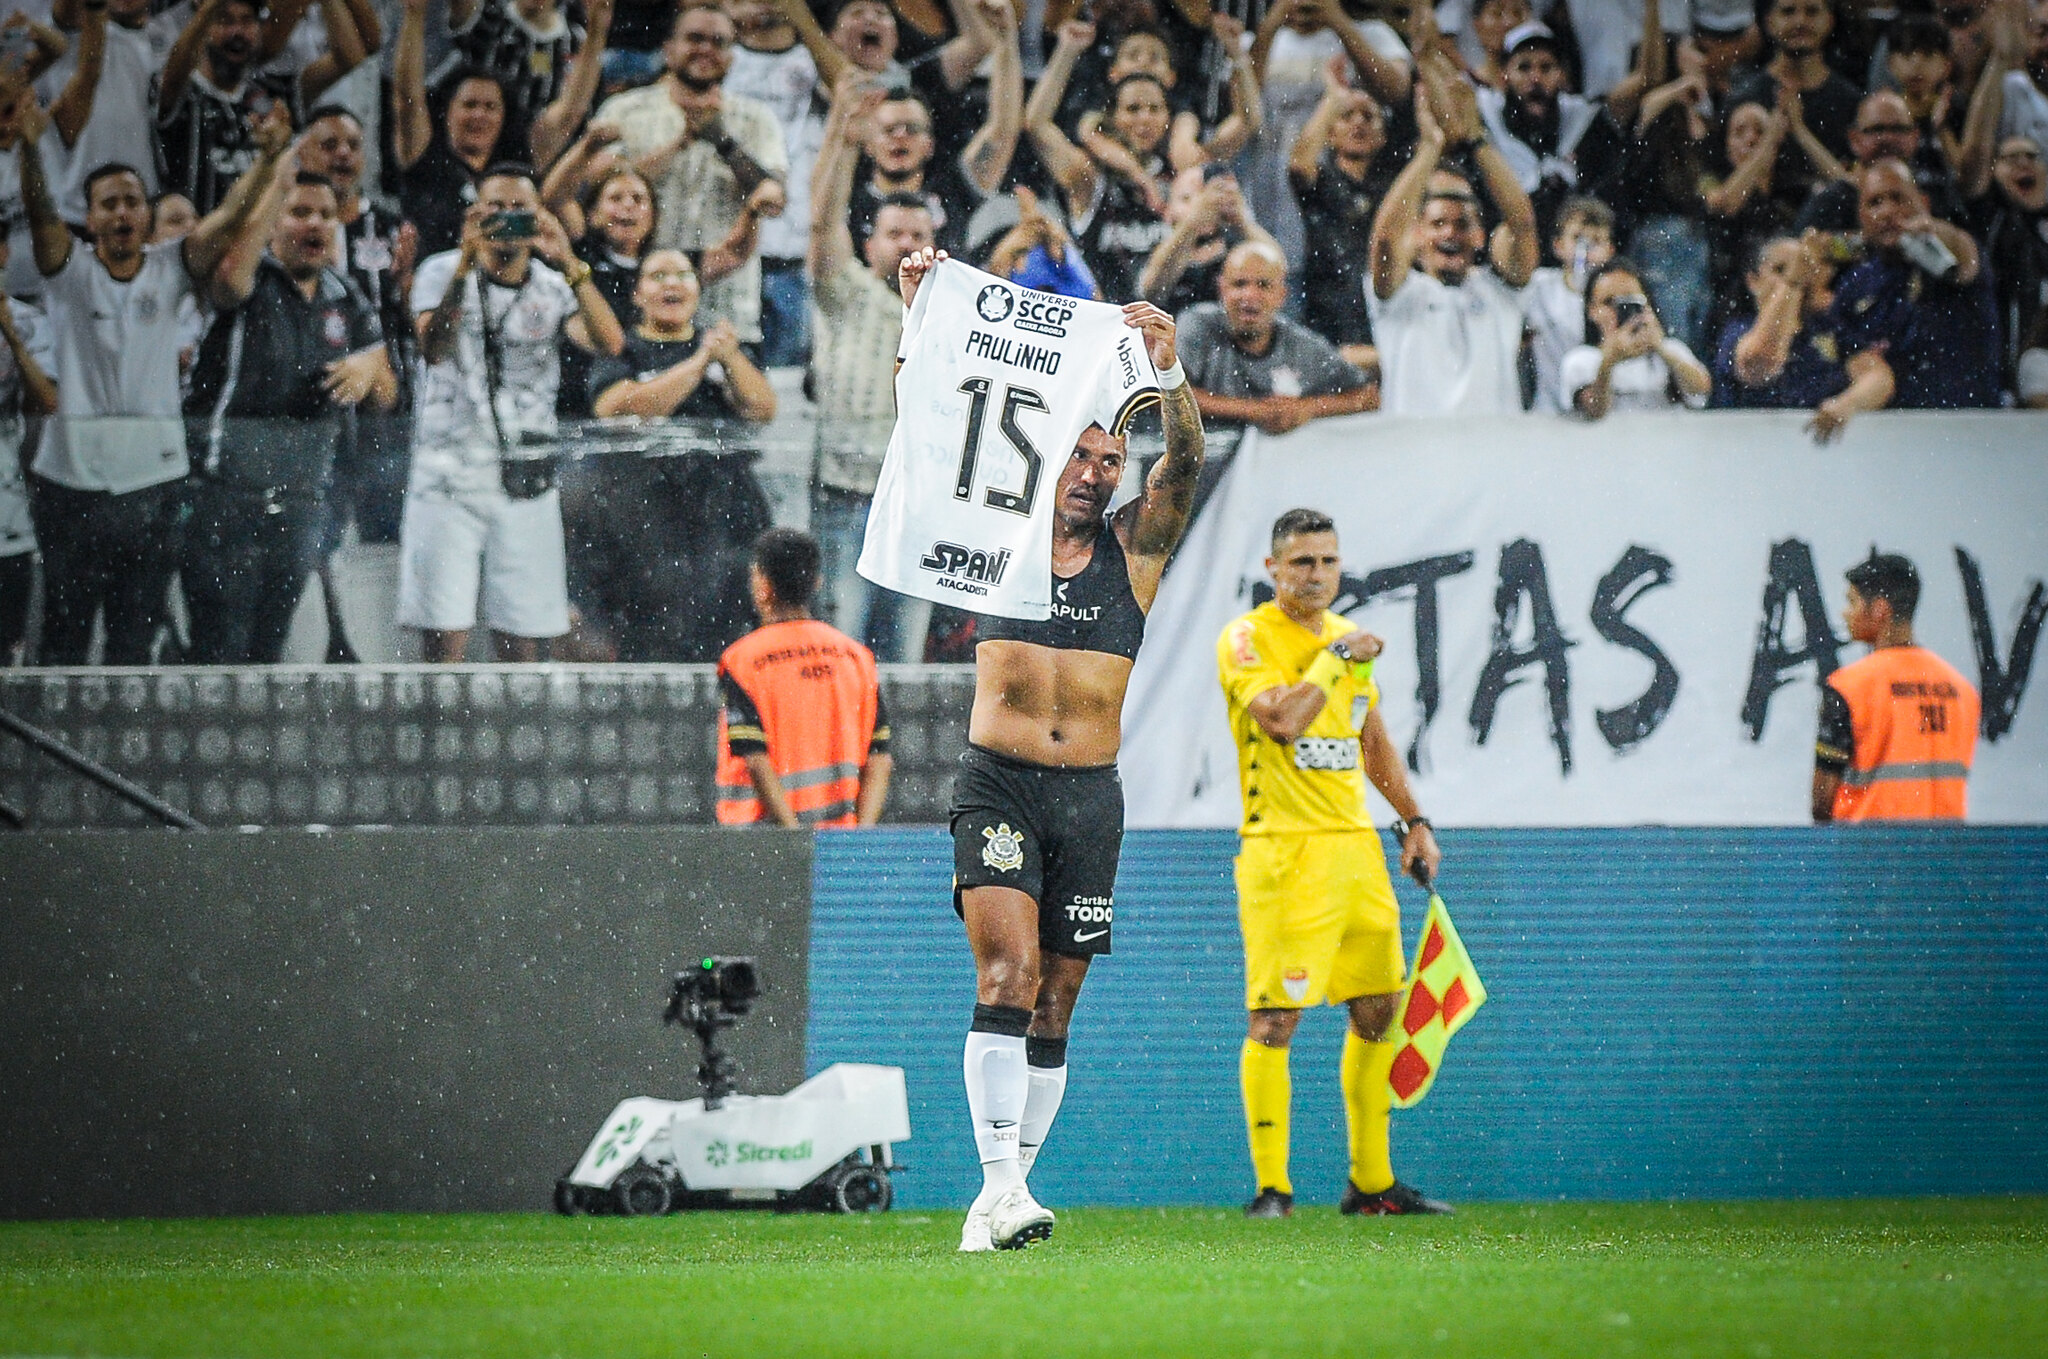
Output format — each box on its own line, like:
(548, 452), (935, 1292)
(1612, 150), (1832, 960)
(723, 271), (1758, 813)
(1010, 290), (1075, 338)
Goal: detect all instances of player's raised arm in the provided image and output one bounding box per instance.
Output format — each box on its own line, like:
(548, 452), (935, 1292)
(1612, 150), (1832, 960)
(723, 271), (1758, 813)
(1119, 302), (1204, 590)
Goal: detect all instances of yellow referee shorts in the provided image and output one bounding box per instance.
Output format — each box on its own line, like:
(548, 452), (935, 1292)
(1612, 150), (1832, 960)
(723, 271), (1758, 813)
(1235, 830), (1405, 1011)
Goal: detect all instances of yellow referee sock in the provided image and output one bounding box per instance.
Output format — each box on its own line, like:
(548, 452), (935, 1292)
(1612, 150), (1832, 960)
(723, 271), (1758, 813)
(1341, 1030), (1397, 1193)
(1240, 1039), (1292, 1194)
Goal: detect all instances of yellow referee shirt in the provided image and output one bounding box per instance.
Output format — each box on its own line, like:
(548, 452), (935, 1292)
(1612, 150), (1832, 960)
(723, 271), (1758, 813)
(1217, 602), (1379, 836)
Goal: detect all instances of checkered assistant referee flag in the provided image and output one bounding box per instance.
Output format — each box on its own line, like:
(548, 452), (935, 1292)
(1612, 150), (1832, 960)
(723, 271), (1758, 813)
(1388, 890), (1489, 1108)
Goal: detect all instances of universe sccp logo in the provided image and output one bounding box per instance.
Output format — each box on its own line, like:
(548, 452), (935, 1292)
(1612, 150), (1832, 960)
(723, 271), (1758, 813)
(1011, 291), (1075, 337)
(976, 284), (1015, 323)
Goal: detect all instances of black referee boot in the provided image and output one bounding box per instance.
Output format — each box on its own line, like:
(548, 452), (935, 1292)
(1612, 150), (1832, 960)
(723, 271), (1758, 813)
(1339, 1180), (1453, 1215)
(1243, 1188), (1293, 1218)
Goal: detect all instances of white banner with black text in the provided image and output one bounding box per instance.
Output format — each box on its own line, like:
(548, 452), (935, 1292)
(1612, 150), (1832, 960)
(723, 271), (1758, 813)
(1120, 411), (2048, 827)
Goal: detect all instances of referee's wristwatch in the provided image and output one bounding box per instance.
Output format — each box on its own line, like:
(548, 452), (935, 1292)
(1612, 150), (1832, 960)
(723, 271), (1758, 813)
(1393, 815), (1434, 841)
(1329, 639), (1361, 663)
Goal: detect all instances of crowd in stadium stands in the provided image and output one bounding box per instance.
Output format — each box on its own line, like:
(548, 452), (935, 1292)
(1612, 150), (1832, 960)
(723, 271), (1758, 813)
(0, 0), (2045, 671)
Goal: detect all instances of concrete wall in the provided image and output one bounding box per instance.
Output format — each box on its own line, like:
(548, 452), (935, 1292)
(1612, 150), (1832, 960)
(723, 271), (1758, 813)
(0, 828), (813, 1220)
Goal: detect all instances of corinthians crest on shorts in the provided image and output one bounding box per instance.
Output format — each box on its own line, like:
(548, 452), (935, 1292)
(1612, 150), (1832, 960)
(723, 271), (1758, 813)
(980, 823), (1025, 872)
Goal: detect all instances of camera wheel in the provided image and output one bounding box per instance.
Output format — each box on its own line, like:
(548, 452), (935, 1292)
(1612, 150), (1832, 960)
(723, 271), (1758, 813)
(553, 1178), (579, 1216)
(825, 1161), (893, 1214)
(612, 1165), (673, 1217)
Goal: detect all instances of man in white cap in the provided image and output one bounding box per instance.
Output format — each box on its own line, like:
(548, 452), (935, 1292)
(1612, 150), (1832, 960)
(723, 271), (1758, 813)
(1474, 21), (1625, 243)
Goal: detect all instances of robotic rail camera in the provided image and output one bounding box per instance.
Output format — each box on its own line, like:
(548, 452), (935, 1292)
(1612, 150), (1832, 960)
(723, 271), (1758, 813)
(664, 956), (759, 1109)
(556, 959), (912, 1217)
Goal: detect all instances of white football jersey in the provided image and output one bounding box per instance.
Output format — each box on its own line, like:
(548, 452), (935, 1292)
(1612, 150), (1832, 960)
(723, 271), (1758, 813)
(857, 260), (1162, 620)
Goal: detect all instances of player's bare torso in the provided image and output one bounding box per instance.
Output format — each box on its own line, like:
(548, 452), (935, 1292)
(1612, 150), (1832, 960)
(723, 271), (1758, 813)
(969, 518), (1140, 769)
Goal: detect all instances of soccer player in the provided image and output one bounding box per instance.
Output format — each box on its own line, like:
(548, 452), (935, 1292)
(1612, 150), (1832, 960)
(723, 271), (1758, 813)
(893, 247), (1206, 1253)
(1217, 508), (1449, 1218)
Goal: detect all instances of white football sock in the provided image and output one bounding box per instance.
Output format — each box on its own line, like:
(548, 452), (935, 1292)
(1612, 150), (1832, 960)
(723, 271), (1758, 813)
(963, 1031), (1028, 1197)
(1018, 1062), (1068, 1179)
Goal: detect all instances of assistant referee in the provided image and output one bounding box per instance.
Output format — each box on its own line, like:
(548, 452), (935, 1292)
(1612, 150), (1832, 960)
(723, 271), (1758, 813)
(1216, 507), (1448, 1219)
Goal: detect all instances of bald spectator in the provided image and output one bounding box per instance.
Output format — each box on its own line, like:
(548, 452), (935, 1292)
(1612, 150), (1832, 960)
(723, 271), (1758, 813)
(1796, 91), (1971, 232)
(592, 0), (788, 350)
(1180, 240), (1375, 436)
(1828, 158), (2001, 410)
(1367, 57), (1539, 416)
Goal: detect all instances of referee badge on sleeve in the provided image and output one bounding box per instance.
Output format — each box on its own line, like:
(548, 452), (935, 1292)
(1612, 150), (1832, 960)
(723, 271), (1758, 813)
(981, 824), (1025, 873)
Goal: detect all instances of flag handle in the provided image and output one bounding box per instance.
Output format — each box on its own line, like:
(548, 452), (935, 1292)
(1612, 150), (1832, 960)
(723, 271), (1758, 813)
(1393, 818), (1435, 892)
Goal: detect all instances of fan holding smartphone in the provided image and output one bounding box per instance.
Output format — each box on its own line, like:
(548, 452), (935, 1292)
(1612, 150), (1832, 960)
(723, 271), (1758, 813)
(1560, 255), (1713, 420)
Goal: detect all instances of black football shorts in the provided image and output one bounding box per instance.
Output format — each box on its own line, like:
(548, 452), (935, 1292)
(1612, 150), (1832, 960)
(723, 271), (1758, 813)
(949, 744), (1124, 956)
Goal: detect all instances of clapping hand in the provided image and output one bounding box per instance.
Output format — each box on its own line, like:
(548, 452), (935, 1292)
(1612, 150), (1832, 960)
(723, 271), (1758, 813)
(700, 319), (741, 363)
(1431, 61), (1484, 145)
(830, 70), (886, 145)
(1014, 185), (1067, 253)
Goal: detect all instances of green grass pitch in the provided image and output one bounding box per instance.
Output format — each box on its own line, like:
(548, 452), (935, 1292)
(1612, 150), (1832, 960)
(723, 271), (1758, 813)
(3, 1199), (2045, 1358)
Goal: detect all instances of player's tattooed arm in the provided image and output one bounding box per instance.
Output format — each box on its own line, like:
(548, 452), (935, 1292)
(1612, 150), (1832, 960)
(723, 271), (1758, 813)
(1122, 302), (1204, 573)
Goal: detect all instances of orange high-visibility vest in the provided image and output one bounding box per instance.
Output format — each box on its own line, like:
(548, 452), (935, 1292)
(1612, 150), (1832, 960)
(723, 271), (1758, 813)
(1827, 646), (1979, 822)
(715, 619), (881, 828)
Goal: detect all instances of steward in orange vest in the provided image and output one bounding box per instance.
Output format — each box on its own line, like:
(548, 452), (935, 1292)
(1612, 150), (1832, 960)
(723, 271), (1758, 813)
(717, 529), (892, 827)
(1814, 551), (1979, 823)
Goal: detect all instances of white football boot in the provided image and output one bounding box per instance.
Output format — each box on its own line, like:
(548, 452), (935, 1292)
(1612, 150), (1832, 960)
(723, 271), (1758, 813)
(987, 1183), (1055, 1249)
(958, 1202), (995, 1252)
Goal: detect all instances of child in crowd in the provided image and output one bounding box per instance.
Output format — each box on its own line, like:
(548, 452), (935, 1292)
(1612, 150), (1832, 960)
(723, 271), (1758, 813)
(1525, 195), (1614, 412)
